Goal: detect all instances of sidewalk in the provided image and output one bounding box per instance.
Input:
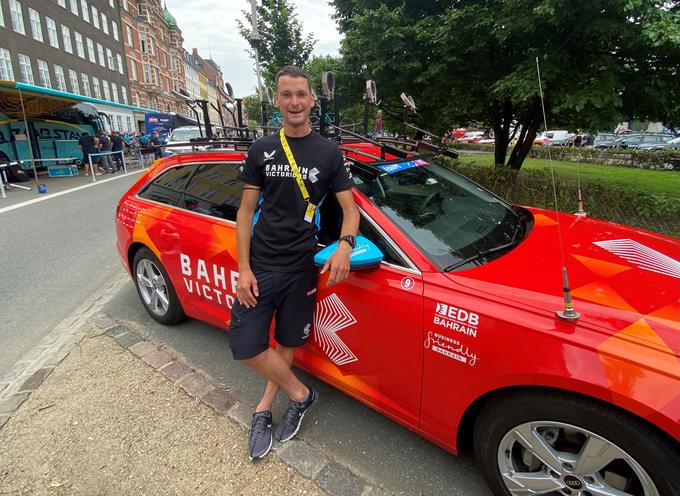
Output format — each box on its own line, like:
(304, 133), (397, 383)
(0, 325), (327, 495)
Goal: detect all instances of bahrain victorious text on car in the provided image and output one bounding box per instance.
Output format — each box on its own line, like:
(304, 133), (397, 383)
(116, 139), (680, 496)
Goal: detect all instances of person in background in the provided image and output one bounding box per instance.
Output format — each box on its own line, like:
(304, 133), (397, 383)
(150, 131), (163, 160)
(78, 132), (99, 176)
(111, 131), (124, 171)
(97, 131), (115, 174)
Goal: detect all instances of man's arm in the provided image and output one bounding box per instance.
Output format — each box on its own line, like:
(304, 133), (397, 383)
(322, 189), (360, 286)
(235, 186), (262, 308)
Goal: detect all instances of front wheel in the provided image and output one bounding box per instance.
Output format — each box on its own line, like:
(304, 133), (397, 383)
(132, 247), (185, 325)
(474, 391), (680, 496)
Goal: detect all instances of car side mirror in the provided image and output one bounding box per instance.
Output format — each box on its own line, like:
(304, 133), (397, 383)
(314, 236), (384, 271)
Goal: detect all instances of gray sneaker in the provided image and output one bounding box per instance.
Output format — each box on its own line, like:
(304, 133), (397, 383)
(275, 387), (318, 443)
(248, 410), (273, 460)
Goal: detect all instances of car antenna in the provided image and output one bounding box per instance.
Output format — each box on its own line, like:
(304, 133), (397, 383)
(536, 57), (580, 322)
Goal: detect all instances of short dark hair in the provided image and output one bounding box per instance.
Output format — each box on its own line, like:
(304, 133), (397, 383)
(275, 65), (311, 92)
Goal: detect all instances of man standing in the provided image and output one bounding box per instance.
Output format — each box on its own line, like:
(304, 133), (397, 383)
(111, 131), (124, 171)
(150, 131), (163, 160)
(97, 131), (115, 174)
(230, 66), (359, 460)
(78, 132), (98, 176)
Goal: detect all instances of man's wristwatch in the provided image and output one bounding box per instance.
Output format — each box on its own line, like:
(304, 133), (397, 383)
(338, 235), (356, 249)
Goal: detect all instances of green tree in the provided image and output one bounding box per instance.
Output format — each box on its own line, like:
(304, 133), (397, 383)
(242, 93), (262, 127)
(333, 0), (680, 169)
(237, 0), (317, 91)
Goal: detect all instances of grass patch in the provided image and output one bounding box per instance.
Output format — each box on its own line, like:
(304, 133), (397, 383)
(456, 153), (680, 199)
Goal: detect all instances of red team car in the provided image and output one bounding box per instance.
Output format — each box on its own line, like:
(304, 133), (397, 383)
(116, 138), (680, 496)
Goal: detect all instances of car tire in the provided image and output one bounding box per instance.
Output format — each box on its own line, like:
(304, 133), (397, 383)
(473, 390), (680, 496)
(132, 247), (185, 325)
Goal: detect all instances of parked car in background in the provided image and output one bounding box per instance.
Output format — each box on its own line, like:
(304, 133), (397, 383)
(614, 133), (675, 149)
(637, 136), (680, 151)
(457, 131), (485, 143)
(165, 126), (204, 155)
(534, 130), (574, 146)
(593, 133), (617, 148)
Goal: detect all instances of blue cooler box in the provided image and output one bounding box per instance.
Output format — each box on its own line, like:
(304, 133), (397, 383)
(47, 164), (79, 177)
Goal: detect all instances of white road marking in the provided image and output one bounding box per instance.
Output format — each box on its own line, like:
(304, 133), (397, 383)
(0, 170), (145, 215)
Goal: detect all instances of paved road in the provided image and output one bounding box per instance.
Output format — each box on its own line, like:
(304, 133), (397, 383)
(0, 173), (141, 377)
(106, 284), (492, 496)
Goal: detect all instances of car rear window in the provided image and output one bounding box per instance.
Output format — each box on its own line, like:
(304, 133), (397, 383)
(138, 165), (194, 206)
(182, 163), (242, 221)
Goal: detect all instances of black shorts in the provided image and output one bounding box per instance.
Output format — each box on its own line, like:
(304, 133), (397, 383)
(228, 269), (318, 360)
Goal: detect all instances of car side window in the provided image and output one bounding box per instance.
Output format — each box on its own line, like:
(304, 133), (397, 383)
(358, 216), (409, 268)
(138, 165), (194, 206)
(182, 163), (242, 221)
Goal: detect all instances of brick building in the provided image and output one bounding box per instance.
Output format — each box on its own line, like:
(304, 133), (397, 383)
(0, 0), (132, 109)
(119, 0), (186, 114)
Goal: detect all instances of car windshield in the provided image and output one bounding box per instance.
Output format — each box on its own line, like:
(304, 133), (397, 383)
(169, 129), (201, 142)
(352, 158), (525, 271)
(670, 137), (680, 144)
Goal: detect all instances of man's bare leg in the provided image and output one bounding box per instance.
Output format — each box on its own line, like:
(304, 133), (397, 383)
(255, 345), (294, 412)
(242, 347), (308, 404)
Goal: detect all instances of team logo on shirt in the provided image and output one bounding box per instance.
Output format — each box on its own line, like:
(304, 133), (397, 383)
(309, 167), (320, 183)
(263, 150), (276, 162)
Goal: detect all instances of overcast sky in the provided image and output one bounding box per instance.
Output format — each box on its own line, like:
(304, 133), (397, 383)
(164, 0), (342, 98)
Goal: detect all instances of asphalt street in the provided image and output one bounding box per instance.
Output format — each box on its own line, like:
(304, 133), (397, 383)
(0, 172), (141, 376)
(106, 283), (492, 496)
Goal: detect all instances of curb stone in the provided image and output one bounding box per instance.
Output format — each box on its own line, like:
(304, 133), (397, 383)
(103, 318), (382, 495)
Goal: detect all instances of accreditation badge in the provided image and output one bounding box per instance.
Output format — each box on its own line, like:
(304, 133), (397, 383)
(304, 202), (317, 223)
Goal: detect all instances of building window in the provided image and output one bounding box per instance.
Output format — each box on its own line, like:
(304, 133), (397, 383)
(81, 73), (90, 97)
(28, 8), (43, 42)
(69, 0), (78, 16)
(116, 54), (124, 75)
(68, 69), (79, 94)
(147, 36), (154, 55)
(122, 0), (128, 11)
(101, 13), (108, 35)
(97, 43), (105, 67)
(112, 21), (119, 41)
(0, 49), (15, 81)
(152, 66), (159, 86)
(86, 38), (95, 63)
(106, 48), (114, 70)
(54, 65), (67, 91)
(102, 79), (111, 101)
(57, 0), (66, 7)
(129, 59), (137, 80)
(62, 25), (73, 53)
(125, 24), (133, 46)
(92, 76), (101, 99)
(142, 63), (150, 84)
(111, 82), (118, 102)
(109, 0), (115, 8)
(18, 54), (34, 84)
(121, 86), (128, 104)
(37, 59), (51, 88)
(74, 32), (85, 58)
(10, 0), (25, 35)
(126, 115), (132, 131)
(91, 6), (99, 29)
(115, 114), (122, 131)
(45, 17), (59, 48)
(139, 31), (147, 53)
(0, 2), (4, 28)
(80, 0), (89, 22)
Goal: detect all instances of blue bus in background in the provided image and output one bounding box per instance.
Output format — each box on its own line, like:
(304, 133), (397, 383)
(0, 103), (102, 170)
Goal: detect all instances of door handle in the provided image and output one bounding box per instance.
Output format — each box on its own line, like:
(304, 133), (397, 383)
(160, 229), (180, 240)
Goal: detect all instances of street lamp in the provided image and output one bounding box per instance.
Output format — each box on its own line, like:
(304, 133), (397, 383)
(249, 0), (265, 131)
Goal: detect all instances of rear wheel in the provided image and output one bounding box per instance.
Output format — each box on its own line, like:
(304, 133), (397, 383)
(132, 247), (185, 325)
(473, 391), (680, 496)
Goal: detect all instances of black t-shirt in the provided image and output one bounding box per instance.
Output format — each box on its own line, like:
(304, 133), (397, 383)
(111, 135), (124, 151)
(99, 135), (111, 150)
(78, 135), (97, 153)
(238, 131), (353, 272)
